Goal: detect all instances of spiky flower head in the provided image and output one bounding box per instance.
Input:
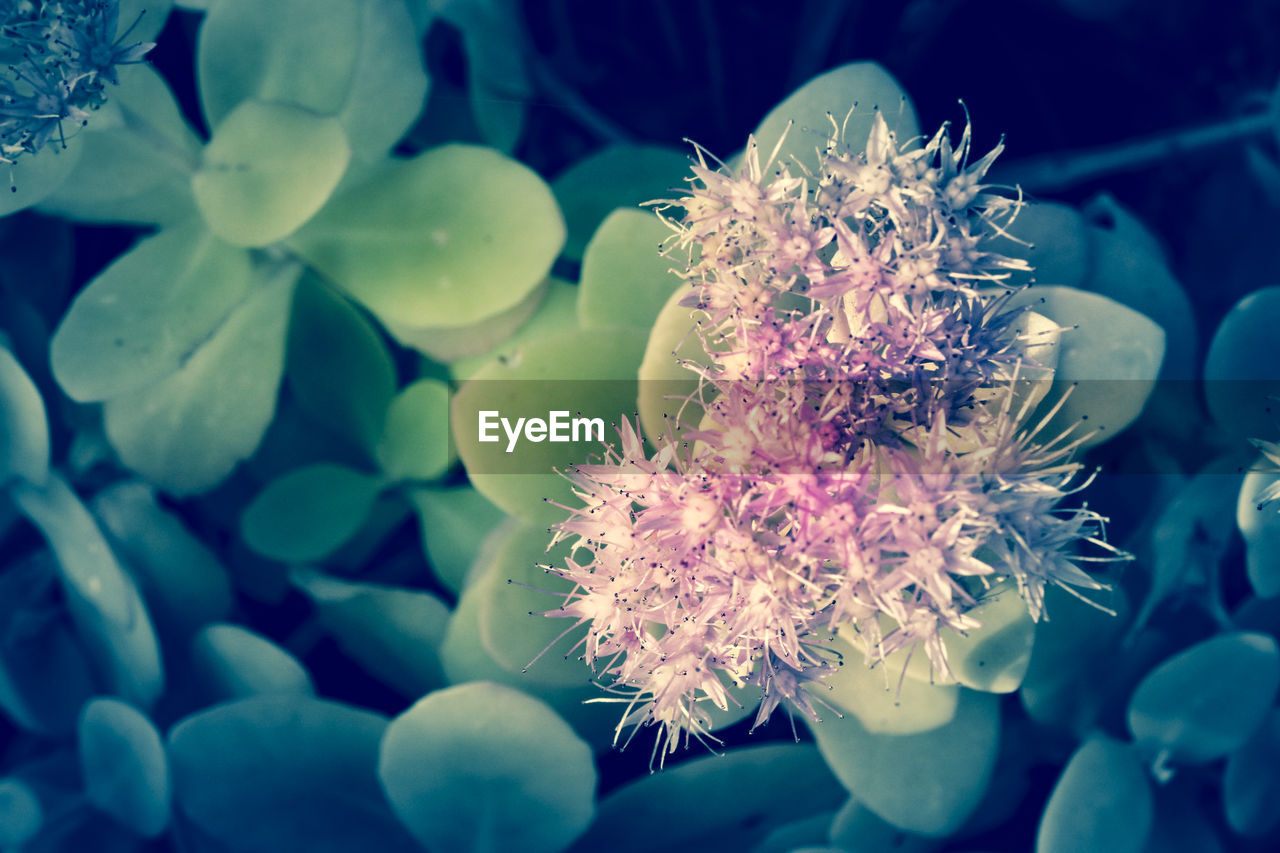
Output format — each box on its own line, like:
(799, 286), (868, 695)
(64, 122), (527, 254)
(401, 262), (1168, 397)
(546, 108), (1117, 763)
(1, 1), (154, 182)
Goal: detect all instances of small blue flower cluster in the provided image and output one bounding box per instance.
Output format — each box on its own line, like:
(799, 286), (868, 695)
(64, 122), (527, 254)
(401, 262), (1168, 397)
(1, 0), (152, 179)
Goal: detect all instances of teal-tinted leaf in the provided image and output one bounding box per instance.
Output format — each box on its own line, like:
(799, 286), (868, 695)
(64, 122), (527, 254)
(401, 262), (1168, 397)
(438, 0), (530, 152)
(0, 553), (96, 734)
(193, 100), (350, 247)
(0, 140), (82, 217)
(103, 264), (297, 495)
(118, 0), (173, 41)
(0, 778), (42, 848)
(752, 62), (919, 176)
(79, 698), (170, 837)
(1223, 708), (1280, 836)
(749, 812), (836, 853)
(191, 623), (313, 699)
(170, 695), (418, 853)
(449, 277), (578, 380)
(377, 379), (452, 482)
(808, 688), (1000, 836)
(572, 744), (844, 853)
(291, 569), (448, 697)
(1037, 736), (1152, 853)
(198, 0), (425, 157)
(0, 345), (49, 485)
(240, 463), (385, 562)
(944, 581), (1037, 693)
(551, 143), (691, 262)
(383, 277), (547, 361)
(408, 485), (506, 594)
(1127, 631), (1280, 764)
(578, 208), (681, 331)
(37, 64), (199, 226)
(1080, 195), (1197, 379)
(1204, 287), (1280, 443)
(10, 473), (163, 707)
(91, 481), (234, 638)
(981, 200), (1088, 288)
(814, 634), (960, 735)
(828, 796), (939, 853)
(1238, 467), (1280, 598)
(198, 0), (357, 125)
(50, 220), (253, 403)
(290, 145), (564, 329)
(453, 327), (648, 526)
(1009, 285), (1165, 448)
(379, 682), (596, 853)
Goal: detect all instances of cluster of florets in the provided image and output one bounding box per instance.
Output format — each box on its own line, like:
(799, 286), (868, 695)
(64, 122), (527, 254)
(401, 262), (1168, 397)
(547, 109), (1112, 762)
(1, 0), (153, 177)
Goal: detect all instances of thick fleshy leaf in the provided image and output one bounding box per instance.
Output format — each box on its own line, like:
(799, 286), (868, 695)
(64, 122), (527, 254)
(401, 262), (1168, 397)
(10, 473), (163, 707)
(807, 688), (1000, 836)
(0, 778), (42, 848)
(37, 64), (200, 226)
(1223, 708), (1280, 837)
(79, 698), (171, 837)
(638, 286), (710, 444)
(941, 580), (1036, 693)
(169, 695), (418, 853)
(290, 145), (564, 329)
(452, 327), (649, 526)
(240, 463), (386, 562)
(50, 220), (252, 403)
(1037, 736), (1152, 853)
(552, 144), (691, 261)
(191, 623), (314, 700)
(1204, 287), (1280, 442)
(827, 797), (939, 853)
(981, 200), (1089, 288)
(813, 634), (960, 735)
(103, 264), (297, 495)
(377, 379), (452, 482)
(379, 682), (596, 853)
(0, 553), (97, 734)
(385, 278), (547, 361)
(749, 811), (835, 853)
(449, 277), (579, 380)
(437, 0), (530, 152)
(408, 485), (506, 594)
(1080, 195), (1196, 379)
(91, 481), (233, 638)
(197, 0), (426, 156)
(1127, 631), (1280, 764)
(1238, 468), (1280, 597)
(290, 569), (448, 697)
(0, 345), (49, 484)
(118, 0), (174, 41)
(193, 100), (350, 247)
(1009, 285), (1164, 448)
(0, 139), (82, 217)
(751, 62), (919, 175)
(571, 744), (844, 853)
(578, 208), (682, 331)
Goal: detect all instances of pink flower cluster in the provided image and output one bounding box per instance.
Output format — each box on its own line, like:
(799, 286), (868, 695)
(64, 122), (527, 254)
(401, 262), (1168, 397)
(547, 110), (1112, 761)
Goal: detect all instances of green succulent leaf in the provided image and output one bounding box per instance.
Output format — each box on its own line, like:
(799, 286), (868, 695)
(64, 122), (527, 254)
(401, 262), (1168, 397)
(751, 62), (920, 175)
(1127, 631), (1280, 765)
(103, 263), (298, 495)
(551, 143), (692, 262)
(407, 485), (506, 594)
(79, 697), (171, 837)
(1238, 468), (1280, 598)
(51, 220), (253, 403)
(449, 277), (579, 381)
(812, 633), (960, 735)
(377, 379), (453, 482)
(578, 208), (682, 331)
(0, 778), (43, 848)
(169, 695), (419, 853)
(241, 463), (386, 562)
(191, 623), (315, 700)
(981, 200), (1089, 288)
(1037, 736), (1152, 853)
(10, 473), (163, 708)
(290, 569), (449, 697)
(0, 139), (83, 217)
(807, 687), (1000, 836)
(571, 744), (844, 853)
(379, 682), (596, 853)
(0, 345), (49, 485)
(1223, 708), (1280, 837)
(193, 100), (350, 247)
(1204, 286), (1280, 443)
(290, 145), (564, 330)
